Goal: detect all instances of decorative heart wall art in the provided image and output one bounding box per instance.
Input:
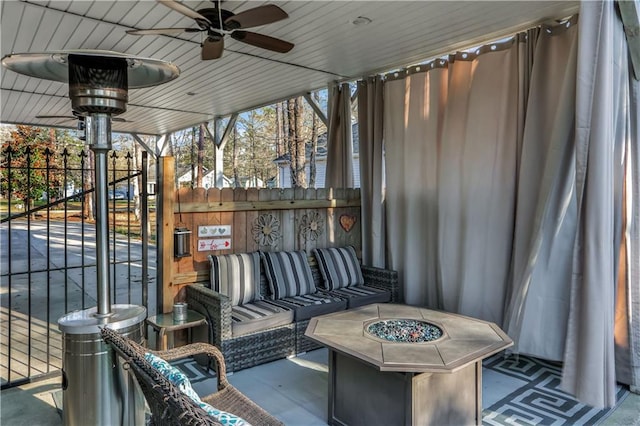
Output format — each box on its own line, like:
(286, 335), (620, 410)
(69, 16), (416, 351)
(339, 214), (357, 233)
(198, 225), (231, 237)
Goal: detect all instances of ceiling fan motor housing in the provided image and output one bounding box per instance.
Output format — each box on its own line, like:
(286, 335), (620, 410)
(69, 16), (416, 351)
(68, 54), (128, 115)
(199, 8), (237, 32)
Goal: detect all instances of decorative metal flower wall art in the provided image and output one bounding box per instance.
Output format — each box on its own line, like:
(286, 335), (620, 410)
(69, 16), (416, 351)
(299, 211), (324, 242)
(252, 213), (281, 247)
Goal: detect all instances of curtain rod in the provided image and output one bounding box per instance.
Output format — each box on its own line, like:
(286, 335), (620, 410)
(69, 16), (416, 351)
(355, 14), (578, 83)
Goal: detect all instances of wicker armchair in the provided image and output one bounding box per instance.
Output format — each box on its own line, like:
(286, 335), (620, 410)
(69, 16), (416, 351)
(100, 327), (283, 426)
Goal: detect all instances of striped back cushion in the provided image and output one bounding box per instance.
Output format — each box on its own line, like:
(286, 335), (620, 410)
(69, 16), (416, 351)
(260, 251), (316, 300)
(313, 246), (364, 290)
(209, 252), (261, 306)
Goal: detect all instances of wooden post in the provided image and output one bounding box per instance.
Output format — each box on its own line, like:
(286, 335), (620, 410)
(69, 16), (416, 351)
(157, 156), (175, 314)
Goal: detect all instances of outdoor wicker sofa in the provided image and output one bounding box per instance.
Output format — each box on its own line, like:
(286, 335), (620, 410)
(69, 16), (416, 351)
(100, 327), (283, 426)
(186, 247), (399, 372)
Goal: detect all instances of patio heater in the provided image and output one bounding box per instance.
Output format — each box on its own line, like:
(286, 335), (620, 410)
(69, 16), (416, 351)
(2, 50), (179, 425)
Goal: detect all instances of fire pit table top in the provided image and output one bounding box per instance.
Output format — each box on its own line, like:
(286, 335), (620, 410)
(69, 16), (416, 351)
(305, 303), (513, 373)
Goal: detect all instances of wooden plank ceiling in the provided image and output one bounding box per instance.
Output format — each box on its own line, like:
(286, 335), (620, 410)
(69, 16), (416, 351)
(1, 0), (579, 136)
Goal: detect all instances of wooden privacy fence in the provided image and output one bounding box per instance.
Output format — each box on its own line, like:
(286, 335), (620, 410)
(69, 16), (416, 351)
(166, 187), (362, 308)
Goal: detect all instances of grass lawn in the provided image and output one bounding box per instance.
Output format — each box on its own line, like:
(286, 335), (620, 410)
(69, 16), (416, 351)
(0, 198), (156, 241)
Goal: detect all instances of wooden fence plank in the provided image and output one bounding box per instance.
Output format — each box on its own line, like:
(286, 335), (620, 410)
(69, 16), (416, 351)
(176, 198), (360, 213)
(280, 188), (295, 251)
(233, 188), (248, 253)
(245, 188), (260, 253)
(171, 187), (361, 280)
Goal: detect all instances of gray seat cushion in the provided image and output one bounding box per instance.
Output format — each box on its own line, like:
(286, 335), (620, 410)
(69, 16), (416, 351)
(270, 293), (347, 321)
(231, 300), (294, 337)
(324, 285), (391, 308)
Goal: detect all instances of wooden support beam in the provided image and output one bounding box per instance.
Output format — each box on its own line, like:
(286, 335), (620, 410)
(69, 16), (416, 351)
(173, 270), (210, 286)
(131, 134), (158, 158)
(204, 122), (215, 143)
(157, 134), (171, 156)
(157, 156), (175, 314)
(350, 86), (359, 105)
(351, 86), (359, 114)
(176, 197), (361, 213)
(619, 0), (640, 80)
(303, 92), (328, 126)
(212, 115), (238, 149)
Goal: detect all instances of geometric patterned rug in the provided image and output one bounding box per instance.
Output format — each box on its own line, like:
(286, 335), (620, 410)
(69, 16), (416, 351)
(171, 353), (630, 426)
(482, 354), (629, 426)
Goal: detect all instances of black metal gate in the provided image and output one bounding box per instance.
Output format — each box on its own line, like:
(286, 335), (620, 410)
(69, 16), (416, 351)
(0, 138), (155, 389)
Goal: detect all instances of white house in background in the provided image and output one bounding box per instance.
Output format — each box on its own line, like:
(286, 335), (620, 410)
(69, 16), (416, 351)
(200, 170), (229, 188)
(274, 123), (361, 188)
(177, 168), (209, 187)
(232, 176), (266, 188)
(177, 168), (263, 189)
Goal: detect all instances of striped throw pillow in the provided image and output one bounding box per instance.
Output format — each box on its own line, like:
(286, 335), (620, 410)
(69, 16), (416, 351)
(209, 252), (261, 306)
(313, 246), (364, 290)
(260, 251), (316, 300)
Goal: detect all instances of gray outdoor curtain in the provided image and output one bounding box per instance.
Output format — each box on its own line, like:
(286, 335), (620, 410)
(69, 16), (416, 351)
(325, 82), (354, 188)
(380, 2), (638, 407)
(504, 17), (579, 362)
(385, 38), (527, 318)
(619, 50), (640, 393)
(357, 76), (386, 268)
(437, 44), (521, 325)
(384, 62), (448, 307)
(561, 0), (633, 408)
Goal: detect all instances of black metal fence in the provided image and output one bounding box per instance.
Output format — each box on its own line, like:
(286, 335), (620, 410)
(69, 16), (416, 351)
(0, 144), (154, 389)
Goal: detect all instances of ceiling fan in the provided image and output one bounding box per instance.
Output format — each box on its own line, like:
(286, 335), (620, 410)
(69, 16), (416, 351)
(36, 114), (131, 123)
(36, 113), (132, 140)
(126, 0), (294, 60)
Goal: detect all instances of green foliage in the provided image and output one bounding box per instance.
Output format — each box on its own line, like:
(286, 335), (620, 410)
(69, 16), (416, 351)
(162, 88), (329, 189)
(1, 126), (58, 207)
(225, 109), (279, 187)
(0, 125), (87, 208)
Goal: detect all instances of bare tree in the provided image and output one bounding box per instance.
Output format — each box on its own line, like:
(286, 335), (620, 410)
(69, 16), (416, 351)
(197, 123), (205, 188)
(132, 142), (141, 220)
(232, 125), (240, 188)
(275, 103), (284, 157)
(309, 92), (319, 188)
(83, 150), (94, 219)
(293, 97), (307, 188)
(287, 99), (296, 186)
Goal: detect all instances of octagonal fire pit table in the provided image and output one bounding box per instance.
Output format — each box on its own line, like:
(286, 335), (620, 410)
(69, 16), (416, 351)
(305, 303), (513, 426)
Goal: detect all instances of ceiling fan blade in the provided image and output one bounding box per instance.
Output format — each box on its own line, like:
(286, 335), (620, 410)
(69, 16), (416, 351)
(201, 37), (224, 60)
(36, 115), (75, 121)
(231, 31), (294, 53)
(157, 0), (211, 25)
(225, 5), (288, 29)
(127, 27), (201, 36)
(36, 115), (131, 123)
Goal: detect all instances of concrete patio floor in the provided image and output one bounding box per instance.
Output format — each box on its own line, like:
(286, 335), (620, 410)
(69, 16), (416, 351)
(1, 346), (639, 426)
(2, 220), (639, 425)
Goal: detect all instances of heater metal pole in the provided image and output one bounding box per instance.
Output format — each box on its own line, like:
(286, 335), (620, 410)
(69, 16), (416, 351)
(2, 49), (180, 426)
(86, 114), (112, 317)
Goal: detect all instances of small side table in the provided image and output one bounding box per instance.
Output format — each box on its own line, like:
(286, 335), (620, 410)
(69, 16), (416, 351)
(146, 310), (207, 350)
